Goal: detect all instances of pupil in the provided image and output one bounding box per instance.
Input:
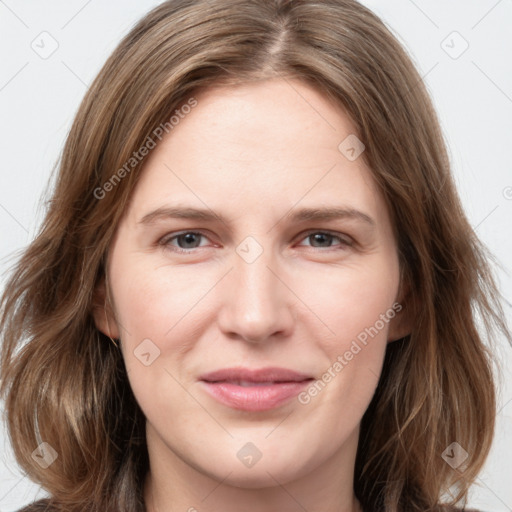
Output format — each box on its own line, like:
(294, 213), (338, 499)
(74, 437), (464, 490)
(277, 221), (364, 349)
(312, 233), (331, 247)
(180, 233), (198, 248)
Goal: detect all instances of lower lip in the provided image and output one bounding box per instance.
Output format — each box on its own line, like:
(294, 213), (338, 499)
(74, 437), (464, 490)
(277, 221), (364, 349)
(200, 380), (312, 411)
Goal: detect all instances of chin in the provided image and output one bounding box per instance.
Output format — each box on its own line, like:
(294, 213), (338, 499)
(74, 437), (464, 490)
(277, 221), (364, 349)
(206, 463), (301, 489)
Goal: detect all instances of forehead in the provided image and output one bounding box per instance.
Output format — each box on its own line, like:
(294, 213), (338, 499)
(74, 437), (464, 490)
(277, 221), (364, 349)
(123, 78), (389, 230)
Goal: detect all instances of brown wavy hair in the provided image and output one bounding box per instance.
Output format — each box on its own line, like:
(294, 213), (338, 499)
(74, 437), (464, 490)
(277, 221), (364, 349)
(1, 1), (510, 511)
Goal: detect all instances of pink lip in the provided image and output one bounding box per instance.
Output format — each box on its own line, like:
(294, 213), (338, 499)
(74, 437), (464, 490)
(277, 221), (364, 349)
(199, 367), (314, 411)
(200, 366), (313, 383)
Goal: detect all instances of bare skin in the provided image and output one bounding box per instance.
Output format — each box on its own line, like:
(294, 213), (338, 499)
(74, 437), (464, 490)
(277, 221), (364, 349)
(94, 78), (410, 512)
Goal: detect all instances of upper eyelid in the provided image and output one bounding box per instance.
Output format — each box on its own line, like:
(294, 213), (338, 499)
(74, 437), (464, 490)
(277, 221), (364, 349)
(296, 230), (353, 244)
(159, 229), (212, 244)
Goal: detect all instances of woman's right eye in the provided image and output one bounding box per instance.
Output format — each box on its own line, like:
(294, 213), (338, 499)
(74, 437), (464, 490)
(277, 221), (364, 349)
(159, 231), (211, 254)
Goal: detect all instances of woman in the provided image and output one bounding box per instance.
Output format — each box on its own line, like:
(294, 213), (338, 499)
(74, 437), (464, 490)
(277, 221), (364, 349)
(1, 0), (509, 511)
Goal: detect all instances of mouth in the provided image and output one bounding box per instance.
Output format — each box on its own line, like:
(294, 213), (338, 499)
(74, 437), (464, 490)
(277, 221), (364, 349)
(208, 380), (304, 387)
(199, 367), (315, 411)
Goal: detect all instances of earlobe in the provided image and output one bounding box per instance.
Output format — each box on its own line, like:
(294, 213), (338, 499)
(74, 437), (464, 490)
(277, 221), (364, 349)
(387, 304), (412, 342)
(387, 280), (415, 343)
(91, 275), (120, 339)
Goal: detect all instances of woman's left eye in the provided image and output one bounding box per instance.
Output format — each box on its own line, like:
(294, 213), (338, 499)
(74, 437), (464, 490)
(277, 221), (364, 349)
(297, 231), (353, 249)
(159, 230), (352, 254)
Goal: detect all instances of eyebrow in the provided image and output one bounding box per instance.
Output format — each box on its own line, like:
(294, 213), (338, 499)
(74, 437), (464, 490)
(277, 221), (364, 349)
(138, 206), (375, 227)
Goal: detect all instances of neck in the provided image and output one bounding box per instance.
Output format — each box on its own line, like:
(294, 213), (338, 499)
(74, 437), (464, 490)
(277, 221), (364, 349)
(143, 423), (363, 512)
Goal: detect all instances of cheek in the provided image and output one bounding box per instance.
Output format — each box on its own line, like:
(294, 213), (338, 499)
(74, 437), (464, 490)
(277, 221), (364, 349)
(301, 259), (400, 345)
(298, 260), (400, 428)
(111, 256), (207, 343)
(299, 257), (400, 400)
(109, 261), (202, 420)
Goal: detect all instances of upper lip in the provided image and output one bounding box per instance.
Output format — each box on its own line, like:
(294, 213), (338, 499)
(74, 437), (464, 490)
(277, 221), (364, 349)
(200, 367), (314, 383)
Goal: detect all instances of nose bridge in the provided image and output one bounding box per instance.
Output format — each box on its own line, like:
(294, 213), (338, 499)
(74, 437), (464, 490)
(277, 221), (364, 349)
(218, 236), (293, 342)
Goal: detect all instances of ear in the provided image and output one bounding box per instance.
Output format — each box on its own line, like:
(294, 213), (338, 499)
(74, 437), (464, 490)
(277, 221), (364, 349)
(387, 278), (415, 343)
(91, 275), (120, 339)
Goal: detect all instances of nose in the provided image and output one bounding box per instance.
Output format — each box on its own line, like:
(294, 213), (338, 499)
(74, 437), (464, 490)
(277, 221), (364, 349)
(216, 243), (295, 344)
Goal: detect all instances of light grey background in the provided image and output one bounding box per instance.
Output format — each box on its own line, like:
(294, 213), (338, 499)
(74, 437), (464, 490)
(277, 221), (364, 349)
(1, 1), (511, 511)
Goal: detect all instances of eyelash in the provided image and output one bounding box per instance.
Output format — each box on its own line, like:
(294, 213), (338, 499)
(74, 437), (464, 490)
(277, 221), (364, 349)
(158, 230), (354, 255)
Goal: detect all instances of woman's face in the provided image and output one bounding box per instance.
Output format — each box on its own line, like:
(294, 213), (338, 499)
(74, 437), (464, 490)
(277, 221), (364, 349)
(97, 78), (407, 489)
